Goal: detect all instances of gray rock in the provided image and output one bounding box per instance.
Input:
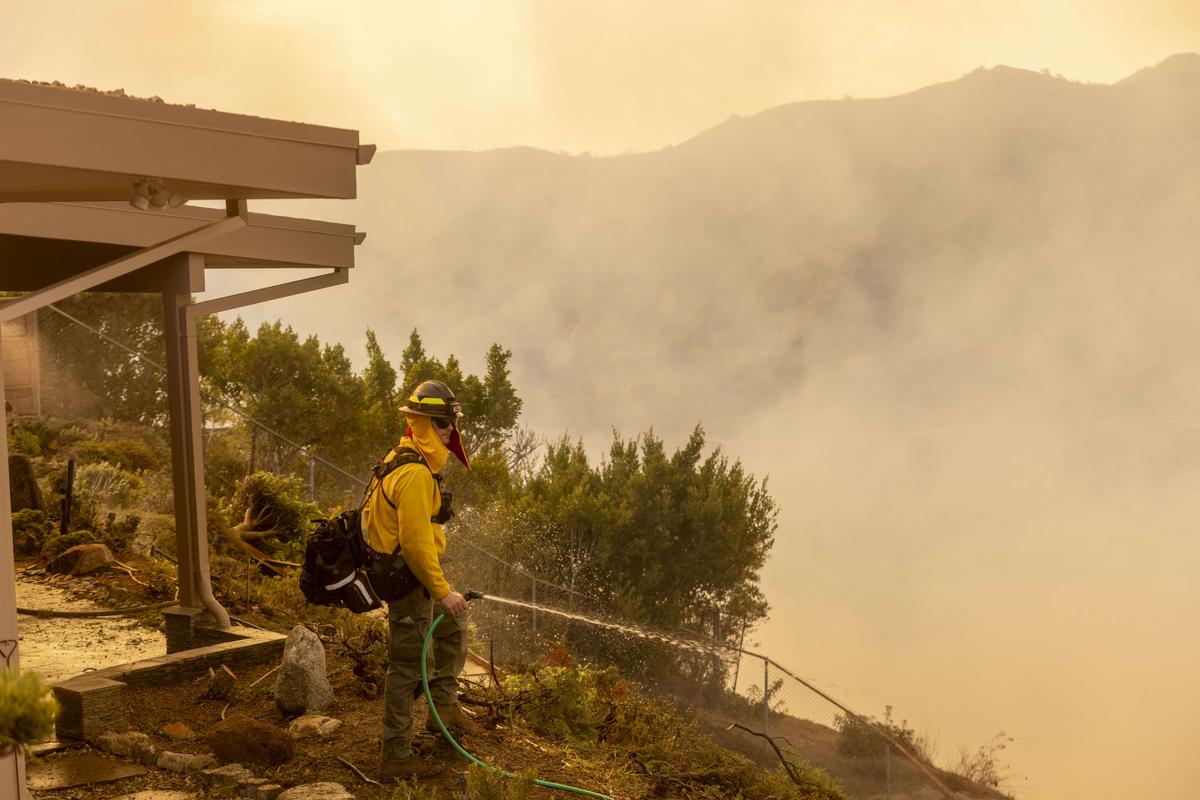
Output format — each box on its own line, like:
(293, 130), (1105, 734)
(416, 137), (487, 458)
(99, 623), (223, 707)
(47, 542), (114, 575)
(132, 738), (159, 767)
(95, 730), (152, 758)
(273, 626), (333, 715)
(276, 783), (355, 800)
(201, 763), (258, 786)
(9, 454), (43, 511)
(252, 784), (285, 800)
(287, 715), (342, 740)
(237, 778), (269, 797)
(156, 751), (217, 772)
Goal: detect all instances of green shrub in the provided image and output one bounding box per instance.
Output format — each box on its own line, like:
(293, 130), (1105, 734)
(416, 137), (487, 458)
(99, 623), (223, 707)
(11, 510), (53, 556)
(0, 669), (59, 754)
(7, 427), (42, 457)
(41, 529), (100, 559)
(836, 707), (932, 762)
(501, 665), (615, 743)
(99, 512), (141, 555)
(388, 778), (439, 800)
(9, 418), (101, 455)
(203, 430), (250, 504)
(490, 662), (846, 800)
(137, 555), (177, 600)
(463, 765), (537, 799)
(138, 469), (176, 515)
(76, 462), (143, 508)
(49, 469), (101, 532)
(223, 472), (319, 561)
(72, 438), (158, 473)
(49, 424), (90, 451)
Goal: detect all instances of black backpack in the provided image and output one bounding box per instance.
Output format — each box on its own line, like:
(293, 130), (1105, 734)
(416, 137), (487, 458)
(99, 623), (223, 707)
(299, 447), (449, 612)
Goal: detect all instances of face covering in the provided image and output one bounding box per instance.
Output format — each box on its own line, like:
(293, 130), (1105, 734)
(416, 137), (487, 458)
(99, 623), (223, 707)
(404, 414), (470, 470)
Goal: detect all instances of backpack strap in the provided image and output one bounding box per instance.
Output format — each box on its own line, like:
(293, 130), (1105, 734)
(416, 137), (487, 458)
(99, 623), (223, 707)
(373, 449), (432, 512)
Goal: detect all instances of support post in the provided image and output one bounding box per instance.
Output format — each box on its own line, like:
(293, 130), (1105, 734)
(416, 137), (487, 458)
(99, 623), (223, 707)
(530, 577), (538, 639)
(0, 339), (31, 799)
(307, 448), (315, 502)
(763, 658), (770, 737)
(731, 617), (747, 692)
(162, 254), (230, 639)
(885, 741), (892, 800)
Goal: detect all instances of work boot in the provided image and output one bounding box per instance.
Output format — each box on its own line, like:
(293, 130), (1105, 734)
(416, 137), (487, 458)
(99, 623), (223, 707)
(425, 703), (479, 738)
(379, 753), (442, 782)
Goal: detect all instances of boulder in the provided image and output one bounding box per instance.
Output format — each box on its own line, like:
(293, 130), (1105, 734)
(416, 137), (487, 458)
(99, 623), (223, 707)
(206, 715), (294, 767)
(273, 626), (333, 715)
(47, 542), (114, 576)
(9, 454), (43, 511)
(287, 715), (342, 740)
(276, 783), (355, 800)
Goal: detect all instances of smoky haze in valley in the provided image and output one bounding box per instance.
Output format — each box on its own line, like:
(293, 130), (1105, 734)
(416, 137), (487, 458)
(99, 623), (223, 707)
(222, 54), (1200, 800)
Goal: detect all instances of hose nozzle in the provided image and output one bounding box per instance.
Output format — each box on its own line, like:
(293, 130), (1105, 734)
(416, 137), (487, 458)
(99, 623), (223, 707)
(463, 590), (485, 602)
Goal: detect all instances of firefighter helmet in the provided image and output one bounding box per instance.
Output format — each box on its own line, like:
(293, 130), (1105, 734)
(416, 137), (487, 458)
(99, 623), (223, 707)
(401, 380), (463, 425)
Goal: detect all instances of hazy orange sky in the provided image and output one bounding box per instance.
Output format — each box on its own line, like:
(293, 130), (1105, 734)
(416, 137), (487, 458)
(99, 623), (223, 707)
(3, 1), (1198, 154)
(5, 5), (1200, 800)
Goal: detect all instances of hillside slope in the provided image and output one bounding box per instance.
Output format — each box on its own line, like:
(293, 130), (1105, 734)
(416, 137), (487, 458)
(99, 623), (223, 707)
(283, 55), (1200, 448)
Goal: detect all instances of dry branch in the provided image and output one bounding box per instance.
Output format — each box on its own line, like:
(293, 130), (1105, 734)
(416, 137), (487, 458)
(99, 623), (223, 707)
(201, 665), (238, 700)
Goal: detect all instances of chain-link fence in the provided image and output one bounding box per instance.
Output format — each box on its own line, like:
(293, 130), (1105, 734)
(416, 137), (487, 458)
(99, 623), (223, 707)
(440, 532), (967, 800)
(16, 301), (975, 800)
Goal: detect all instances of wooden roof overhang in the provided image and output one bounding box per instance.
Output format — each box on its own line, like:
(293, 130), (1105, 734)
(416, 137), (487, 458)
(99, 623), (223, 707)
(0, 79), (374, 203)
(0, 77), (374, 763)
(0, 202), (364, 292)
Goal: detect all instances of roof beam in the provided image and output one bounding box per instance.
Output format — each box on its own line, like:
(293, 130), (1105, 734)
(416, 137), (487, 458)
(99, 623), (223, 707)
(187, 268), (348, 318)
(0, 214), (244, 322)
(0, 202), (360, 286)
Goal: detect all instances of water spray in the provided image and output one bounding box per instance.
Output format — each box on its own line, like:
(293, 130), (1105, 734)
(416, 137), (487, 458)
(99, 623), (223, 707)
(421, 590), (613, 800)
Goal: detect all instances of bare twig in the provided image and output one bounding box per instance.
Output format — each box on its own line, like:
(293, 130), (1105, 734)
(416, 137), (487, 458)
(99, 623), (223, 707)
(727, 722), (805, 787)
(489, 638), (501, 689)
(337, 756), (382, 786)
(111, 559), (146, 584)
(150, 545), (177, 564)
(247, 664), (281, 689)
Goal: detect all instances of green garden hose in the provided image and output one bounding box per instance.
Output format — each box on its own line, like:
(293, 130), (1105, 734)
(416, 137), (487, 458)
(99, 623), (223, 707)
(422, 592), (613, 800)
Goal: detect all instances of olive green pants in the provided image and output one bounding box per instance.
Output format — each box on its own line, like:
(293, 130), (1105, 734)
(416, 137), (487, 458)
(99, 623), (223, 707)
(380, 588), (468, 760)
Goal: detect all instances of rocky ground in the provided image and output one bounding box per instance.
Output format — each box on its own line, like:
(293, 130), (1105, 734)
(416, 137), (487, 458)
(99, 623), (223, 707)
(17, 555), (636, 800)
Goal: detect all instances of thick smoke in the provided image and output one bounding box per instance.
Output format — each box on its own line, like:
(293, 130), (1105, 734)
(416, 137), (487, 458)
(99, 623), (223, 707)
(218, 58), (1199, 800)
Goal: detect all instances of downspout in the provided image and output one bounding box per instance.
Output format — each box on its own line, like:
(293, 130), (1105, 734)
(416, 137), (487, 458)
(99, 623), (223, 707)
(180, 265), (350, 628)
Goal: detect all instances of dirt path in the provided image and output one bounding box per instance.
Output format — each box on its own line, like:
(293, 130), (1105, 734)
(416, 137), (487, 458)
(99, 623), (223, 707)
(15, 570), (165, 684)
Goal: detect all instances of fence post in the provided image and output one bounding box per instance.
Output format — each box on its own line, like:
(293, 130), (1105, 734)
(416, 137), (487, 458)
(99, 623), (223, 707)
(885, 741), (892, 800)
(306, 447), (315, 502)
(763, 658), (770, 736)
(531, 577), (538, 639)
(731, 617), (747, 692)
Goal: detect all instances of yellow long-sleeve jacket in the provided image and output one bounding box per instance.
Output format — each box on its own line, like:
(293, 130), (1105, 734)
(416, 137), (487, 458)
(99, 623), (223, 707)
(361, 440), (451, 600)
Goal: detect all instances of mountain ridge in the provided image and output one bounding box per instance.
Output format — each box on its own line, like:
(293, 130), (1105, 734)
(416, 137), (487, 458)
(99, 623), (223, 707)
(262, 54), (1199, 449)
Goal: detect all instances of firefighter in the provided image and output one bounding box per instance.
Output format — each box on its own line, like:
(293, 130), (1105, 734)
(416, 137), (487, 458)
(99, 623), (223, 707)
(362, 379), (475, 781)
